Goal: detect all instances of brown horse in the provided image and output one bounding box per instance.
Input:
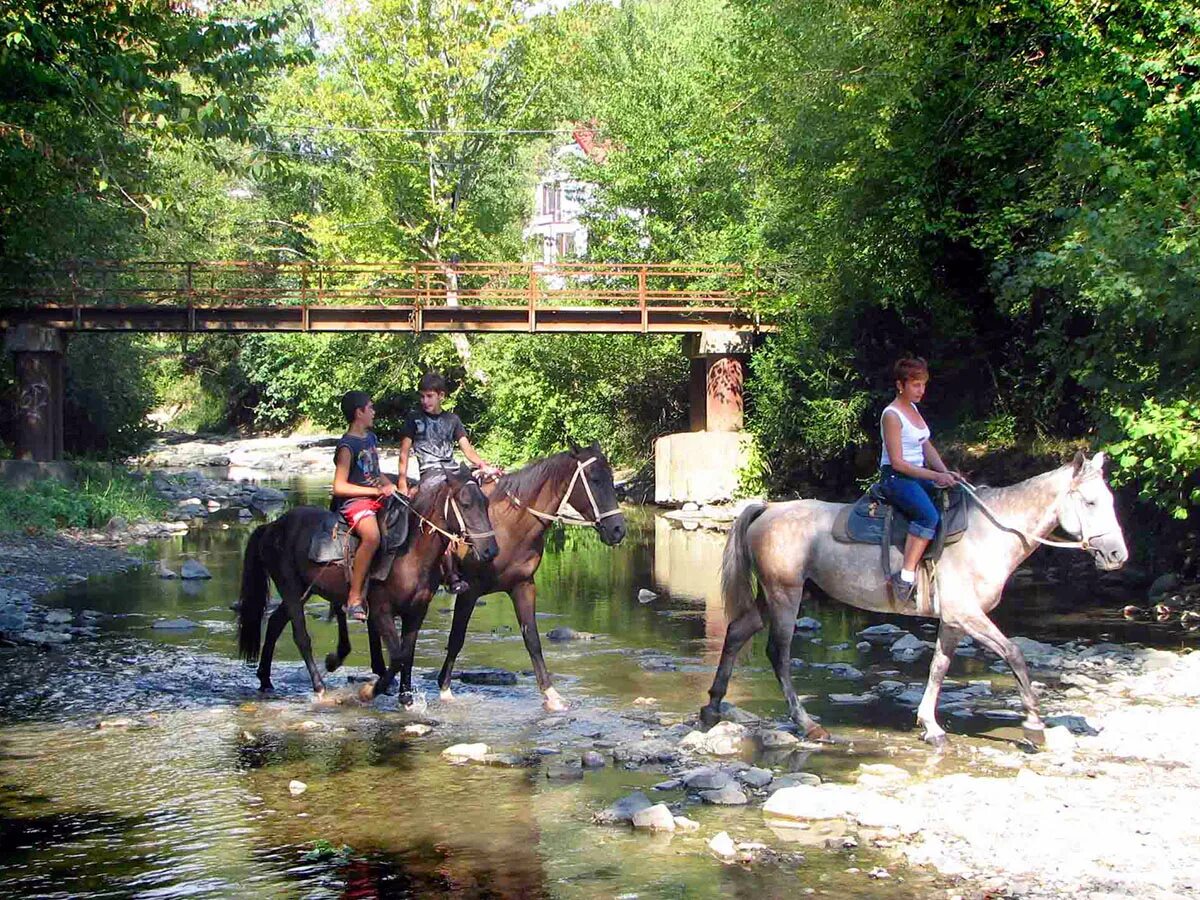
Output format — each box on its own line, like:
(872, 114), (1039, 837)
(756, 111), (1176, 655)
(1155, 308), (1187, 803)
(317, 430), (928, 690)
(702, 452), (1128, 746)
(237, 467), (499, 702)
(433, 443), (626, 711)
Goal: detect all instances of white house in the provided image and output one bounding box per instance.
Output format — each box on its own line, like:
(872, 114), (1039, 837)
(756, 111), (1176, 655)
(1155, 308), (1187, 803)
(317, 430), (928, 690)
(524, 128), (606, 265)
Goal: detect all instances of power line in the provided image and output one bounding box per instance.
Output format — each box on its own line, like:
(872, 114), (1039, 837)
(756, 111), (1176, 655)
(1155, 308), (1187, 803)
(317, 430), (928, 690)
(259, 123), (578, 136)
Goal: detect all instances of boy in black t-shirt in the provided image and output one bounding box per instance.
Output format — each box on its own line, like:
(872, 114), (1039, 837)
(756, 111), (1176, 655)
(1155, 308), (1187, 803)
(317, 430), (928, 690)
(398, 372), (500, 593)
(332, 391), (396, 621)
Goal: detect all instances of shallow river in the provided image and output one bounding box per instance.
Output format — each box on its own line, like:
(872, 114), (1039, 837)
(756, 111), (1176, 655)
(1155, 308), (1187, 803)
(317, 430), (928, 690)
(0, 478), (1149, 899)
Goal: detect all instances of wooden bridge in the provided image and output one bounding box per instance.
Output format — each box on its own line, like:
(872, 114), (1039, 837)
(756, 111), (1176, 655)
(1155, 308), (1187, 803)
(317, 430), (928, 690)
(0, 260), (764, 334)
(1, 260), (769, 461)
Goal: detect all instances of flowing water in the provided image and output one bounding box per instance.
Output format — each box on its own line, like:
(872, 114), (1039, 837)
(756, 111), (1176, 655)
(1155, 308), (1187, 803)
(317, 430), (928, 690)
(0, 477), (1152, 899)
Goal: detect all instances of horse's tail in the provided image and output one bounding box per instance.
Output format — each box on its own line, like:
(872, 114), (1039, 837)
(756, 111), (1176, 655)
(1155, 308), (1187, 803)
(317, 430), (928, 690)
(236, 523), (271, 664)
(721, 501), (768, 621)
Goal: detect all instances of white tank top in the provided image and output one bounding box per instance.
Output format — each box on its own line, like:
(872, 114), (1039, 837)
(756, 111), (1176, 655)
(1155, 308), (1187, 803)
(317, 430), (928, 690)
(880, 403), (930, 468)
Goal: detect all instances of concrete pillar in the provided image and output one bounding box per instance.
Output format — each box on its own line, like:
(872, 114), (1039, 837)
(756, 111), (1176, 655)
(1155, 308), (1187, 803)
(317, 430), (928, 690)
(685, 330), (752, 433)
(4, 325), (65, 461)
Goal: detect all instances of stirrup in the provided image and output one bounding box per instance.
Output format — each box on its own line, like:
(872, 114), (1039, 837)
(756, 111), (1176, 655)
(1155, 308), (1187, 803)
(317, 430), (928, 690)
(889, 573), (916, 604)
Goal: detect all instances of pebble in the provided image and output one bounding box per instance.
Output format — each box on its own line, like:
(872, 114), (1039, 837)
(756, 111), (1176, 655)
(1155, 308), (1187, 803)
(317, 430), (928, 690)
(637, 589), (657, 603)
(288, 780), (307, 796)
(582, 751), (606, 768)
(403, 724), (433, 736)
(708, 831), (737, 859)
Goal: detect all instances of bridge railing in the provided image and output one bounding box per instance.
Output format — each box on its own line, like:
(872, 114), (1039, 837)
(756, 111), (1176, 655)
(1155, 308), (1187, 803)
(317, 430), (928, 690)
(0, 260), (756, 311)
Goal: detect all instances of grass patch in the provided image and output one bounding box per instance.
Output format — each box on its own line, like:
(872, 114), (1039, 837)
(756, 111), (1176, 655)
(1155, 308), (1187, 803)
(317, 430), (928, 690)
(0, 466), (168, 534)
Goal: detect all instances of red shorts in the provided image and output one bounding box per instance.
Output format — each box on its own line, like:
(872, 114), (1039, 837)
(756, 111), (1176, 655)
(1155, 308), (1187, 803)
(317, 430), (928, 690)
(341, 498), (383, 531)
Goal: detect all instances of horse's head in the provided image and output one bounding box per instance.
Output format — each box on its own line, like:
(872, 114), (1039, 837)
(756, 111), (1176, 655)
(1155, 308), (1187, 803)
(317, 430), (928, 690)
(566, 441), (627, 546)
(1060, 451), (1128, 571)
(444, 466), (500, 562)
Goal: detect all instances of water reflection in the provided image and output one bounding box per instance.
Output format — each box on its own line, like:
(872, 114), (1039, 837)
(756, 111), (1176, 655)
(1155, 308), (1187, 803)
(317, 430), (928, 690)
(0, 483), (977, 899)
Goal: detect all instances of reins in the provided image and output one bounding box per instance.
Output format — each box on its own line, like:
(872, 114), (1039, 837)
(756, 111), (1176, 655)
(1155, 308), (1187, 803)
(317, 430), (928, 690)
(492, 456), (622, 527)
(958, 475), (1104, 551)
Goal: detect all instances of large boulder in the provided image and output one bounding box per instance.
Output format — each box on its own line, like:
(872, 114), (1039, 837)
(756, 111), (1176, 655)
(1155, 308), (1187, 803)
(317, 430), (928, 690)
(631, 803), (676, 831)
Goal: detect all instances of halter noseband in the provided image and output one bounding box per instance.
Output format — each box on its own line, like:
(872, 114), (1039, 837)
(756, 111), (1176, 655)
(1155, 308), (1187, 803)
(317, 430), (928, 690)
(500, 457), (623, 527)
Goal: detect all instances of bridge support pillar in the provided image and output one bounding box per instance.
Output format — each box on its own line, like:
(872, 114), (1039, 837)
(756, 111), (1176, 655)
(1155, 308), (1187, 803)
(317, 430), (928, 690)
(656, 330), (754, 505)
(4, 325), (65, 461)
(684, 330), (751, 432)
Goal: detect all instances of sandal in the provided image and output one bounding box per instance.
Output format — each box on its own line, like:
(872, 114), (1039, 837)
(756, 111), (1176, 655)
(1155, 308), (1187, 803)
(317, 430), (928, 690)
(346, 597), (368, 622)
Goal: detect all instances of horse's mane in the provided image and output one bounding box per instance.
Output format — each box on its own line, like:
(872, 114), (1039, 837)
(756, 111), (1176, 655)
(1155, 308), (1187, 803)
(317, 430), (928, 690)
(496, 451), (575, 499)
(410, 466), (470, 518)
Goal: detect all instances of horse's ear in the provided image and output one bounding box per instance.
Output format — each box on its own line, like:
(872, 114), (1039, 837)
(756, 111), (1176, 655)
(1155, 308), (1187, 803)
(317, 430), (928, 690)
(589, 440), (601, 452)
(1071, 449), (1086, 475)
(1091, 451), (1107, 472)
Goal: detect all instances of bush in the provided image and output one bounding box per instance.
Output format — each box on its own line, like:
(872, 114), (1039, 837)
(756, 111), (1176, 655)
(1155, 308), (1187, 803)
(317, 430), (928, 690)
(0, 467), (167, 534)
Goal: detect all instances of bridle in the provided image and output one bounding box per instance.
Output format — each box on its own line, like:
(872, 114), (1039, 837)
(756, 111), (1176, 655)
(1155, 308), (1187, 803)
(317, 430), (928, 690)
(959, 471), (1112, 552)
(392, 486), (494, 552)
(495, 456), (622, 527)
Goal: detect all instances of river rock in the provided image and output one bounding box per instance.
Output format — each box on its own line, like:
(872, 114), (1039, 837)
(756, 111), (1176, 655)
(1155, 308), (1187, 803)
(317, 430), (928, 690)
(763, 784), (855, 821)
(858, 623), (908, 646)
(856, 763), (910, 788)
(759, 729), (800, 749)
(1011, 636), (1065, 668)
(44, 609), (73, 624)
(631, 803), (676, 831)
(19, 630), (71, 645)
(546, 627), (596, 641)
(708, 831), (737, 859)
(673, 815), (700, 832)
(179, 559), (212, 580)
(679, 721), (746, 756)
(582, 751), (606, 768)
(637, 588), (657, 603)
(1044, 714), (1099, 736)
(442, 743), (489, 762)
(404, 724), (433, 736)
(830, 692), (877, 706)
(483, 753), (526, 767)
(1042, 725), (1076, 753)
(737, 766), (774, 789)
(1148, 573), (1181, 599)
(458, 668), (517, 686)
(105, 515), (128, 534)
(767, 773), (822, 792)
(683, 767), (731, 791)
(152, 618), (199, 630)
(701, 784), (749, 805)
(813, 662), (864, 680)
(856, 641), (872, 652)
(796, 616), (822, 631)
(594, 791), (652, 825)
(890, 632), (932, 663)
(288, 779), (307, 796)
(156, 561), (178, 579)
(710, 702), (761, 725)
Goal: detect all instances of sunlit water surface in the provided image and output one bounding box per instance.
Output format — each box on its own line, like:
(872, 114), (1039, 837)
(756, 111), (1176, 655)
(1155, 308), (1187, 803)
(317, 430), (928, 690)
(0, 476), (1154, 898)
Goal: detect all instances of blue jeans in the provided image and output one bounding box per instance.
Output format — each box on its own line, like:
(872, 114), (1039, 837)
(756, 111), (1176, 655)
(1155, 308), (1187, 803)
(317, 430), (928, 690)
(879, 466), (939, 540)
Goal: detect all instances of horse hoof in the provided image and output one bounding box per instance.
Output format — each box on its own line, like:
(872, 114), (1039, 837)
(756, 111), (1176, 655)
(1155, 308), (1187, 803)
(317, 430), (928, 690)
(357, 683), (376, 704)
(439, 688), (455, 703)
(923, 731), (949, 751)
(1023, 723), (1046, 748)
(543, 688), (567, 713)
(324, 653), (342, 673)
(258, 681), (274, 693)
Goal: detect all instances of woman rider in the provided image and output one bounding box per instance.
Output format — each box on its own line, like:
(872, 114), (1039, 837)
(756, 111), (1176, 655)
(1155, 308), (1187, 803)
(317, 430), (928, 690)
(879, 356), (962, 603)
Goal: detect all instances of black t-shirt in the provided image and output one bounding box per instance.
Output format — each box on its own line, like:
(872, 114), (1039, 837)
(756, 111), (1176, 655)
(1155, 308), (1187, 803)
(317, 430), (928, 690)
(334, 431), (381, 511)
(403, 409), (466, 473)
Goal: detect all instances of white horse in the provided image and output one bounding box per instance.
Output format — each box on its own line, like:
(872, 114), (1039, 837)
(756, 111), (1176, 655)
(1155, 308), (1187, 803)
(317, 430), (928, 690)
(701, 452), (1128, 747)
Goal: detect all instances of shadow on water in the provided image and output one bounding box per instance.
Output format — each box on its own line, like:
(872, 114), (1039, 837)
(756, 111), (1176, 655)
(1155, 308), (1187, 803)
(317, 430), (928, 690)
(3, 473), (1150, 897)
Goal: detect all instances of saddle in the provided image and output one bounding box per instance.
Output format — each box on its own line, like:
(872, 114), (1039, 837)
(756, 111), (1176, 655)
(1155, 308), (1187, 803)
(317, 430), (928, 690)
(308, 494), (411, 582)
(832, 482), (969, 568)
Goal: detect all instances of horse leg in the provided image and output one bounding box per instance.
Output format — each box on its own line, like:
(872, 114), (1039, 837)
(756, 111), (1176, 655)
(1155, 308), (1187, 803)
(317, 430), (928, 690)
(368, 615), (386, 679)
(256, 602), (289, 692)
(283, 585), (325, 697)
(916, 623), (963, 749)
(700, 600), (764, 728)
(762, 588), (828, 740)
(325, 605), (352, 673)
(511, 581), (564, 712)
(360, 610), (402, 702)
(436, 589), (481, 702)
(396, 604), (430, 709)
(959, 612), (1046, 745)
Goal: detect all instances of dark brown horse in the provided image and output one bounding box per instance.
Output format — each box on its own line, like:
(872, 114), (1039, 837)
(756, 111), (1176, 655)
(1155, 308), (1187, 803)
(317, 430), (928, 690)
(434, 443), (626, 711)
(237, 467), (499, 702)
(331, 443), (626, 711)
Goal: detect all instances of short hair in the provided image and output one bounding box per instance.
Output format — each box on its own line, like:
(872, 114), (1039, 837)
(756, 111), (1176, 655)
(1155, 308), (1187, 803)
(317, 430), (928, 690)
(340, 390), (372, 423)
(893, 356), (929, 384)
(418, 371), (448, 394)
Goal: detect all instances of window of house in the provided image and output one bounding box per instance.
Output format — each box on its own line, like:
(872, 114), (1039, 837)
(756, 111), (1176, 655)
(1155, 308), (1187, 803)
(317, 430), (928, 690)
(555, 233), (573, 259)
(542, 182), (561, 220)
